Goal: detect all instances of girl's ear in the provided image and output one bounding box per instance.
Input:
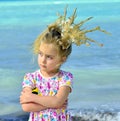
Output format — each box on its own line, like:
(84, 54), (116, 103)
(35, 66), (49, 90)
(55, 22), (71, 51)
(56, 56), (66, 68)
(62, 56), (67, 63)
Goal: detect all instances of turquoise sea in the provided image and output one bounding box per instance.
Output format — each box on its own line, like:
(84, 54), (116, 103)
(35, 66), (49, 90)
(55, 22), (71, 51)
(0, 1), (120, 120)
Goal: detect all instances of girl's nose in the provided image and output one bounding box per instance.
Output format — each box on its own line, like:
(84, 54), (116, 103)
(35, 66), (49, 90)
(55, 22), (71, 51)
(41, 56), (46, 63)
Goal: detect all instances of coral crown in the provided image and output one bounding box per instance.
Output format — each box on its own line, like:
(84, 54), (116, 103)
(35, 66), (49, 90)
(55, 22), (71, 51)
(48, 7), (111, 49)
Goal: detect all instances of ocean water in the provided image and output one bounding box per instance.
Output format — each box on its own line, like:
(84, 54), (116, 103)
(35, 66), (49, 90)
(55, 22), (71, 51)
(0, 1), (120, 120)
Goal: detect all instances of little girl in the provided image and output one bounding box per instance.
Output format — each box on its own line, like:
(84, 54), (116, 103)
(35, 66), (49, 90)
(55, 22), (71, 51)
(20, 8), (109, 121)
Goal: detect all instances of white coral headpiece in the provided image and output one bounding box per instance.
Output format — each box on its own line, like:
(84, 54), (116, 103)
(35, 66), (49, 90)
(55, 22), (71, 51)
(48, 7), (111, 49)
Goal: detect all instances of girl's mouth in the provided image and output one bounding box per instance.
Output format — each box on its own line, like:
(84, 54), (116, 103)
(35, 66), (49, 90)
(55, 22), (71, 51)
(40, 64), (46, 68)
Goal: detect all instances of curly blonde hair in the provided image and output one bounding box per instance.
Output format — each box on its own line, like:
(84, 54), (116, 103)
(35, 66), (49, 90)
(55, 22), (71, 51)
(33, 26), (72, 58)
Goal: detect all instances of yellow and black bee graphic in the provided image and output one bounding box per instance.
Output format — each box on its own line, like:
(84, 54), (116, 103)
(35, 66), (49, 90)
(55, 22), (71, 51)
(32, 87), (39, 95)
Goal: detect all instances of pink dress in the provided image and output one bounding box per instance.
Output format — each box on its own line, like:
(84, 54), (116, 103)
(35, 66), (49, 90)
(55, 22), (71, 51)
(22, 69), (73, 121)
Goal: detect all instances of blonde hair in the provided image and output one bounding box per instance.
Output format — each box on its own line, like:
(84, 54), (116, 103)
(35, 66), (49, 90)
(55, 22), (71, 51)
(33, 27), (72, 58)
(33, 7), (110, 58)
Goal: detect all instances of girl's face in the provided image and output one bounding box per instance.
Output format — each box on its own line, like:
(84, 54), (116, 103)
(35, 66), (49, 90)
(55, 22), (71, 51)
(38, 42), (65, 76)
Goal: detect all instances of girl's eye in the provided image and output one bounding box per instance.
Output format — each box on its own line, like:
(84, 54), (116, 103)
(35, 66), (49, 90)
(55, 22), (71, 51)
(47, 56), (53, 60)
(39, 52), (43, 56)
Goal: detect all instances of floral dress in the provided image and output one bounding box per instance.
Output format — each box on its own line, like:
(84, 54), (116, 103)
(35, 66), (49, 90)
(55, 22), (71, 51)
(22, 69), (73, 121)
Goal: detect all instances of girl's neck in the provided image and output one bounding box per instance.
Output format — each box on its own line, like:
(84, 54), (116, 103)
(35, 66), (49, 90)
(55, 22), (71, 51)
(40, 69), (59, 78)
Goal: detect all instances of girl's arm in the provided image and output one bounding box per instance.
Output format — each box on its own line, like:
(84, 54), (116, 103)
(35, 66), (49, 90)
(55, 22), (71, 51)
(21, 102), (48, 112)
(20, 87), (47, 112)
(20, 86), (71, 108)
(21, 100), (67, 112)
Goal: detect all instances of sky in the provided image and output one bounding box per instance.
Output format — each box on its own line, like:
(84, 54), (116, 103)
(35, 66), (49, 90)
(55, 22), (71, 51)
(0, 0), (120, 2)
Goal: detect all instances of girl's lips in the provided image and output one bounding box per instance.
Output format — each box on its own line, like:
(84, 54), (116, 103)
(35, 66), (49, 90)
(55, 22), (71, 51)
(40, 64), (46, 68)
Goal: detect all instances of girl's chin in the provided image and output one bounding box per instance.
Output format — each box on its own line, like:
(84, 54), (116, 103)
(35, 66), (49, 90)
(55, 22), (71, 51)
(40, 67), (47, 71)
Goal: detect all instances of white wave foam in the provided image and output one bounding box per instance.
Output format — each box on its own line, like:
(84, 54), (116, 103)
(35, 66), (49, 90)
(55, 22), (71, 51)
(70, 109), (120, 121)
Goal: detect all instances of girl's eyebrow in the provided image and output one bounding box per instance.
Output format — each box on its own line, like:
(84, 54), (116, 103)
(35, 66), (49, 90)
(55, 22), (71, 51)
(46, 54), (55, 58)
(39, 50), (55, 57)
(38, 50), (42, 53)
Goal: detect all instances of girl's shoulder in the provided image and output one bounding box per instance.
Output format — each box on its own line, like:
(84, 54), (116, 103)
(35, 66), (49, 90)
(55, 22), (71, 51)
(58, 70), (73, 90)
(59, 70), (73, 79)
(24, 69), (40, 79)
